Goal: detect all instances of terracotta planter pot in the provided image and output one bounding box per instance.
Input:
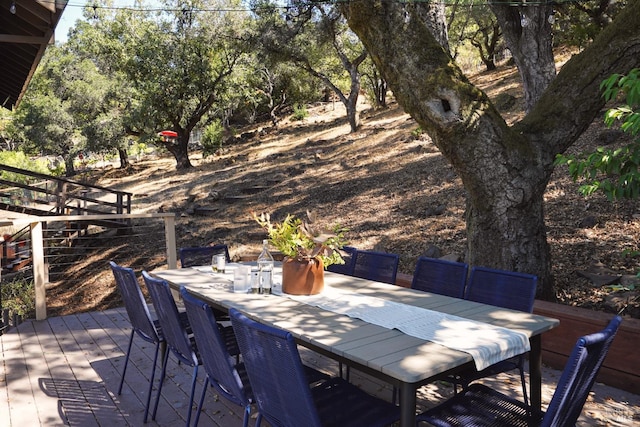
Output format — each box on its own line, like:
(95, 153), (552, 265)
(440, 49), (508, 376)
(282, 257), (324, 295)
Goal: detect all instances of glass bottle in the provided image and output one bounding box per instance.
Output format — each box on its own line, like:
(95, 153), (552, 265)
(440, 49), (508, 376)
(257, 239), (274, 271)
(257, 239), (274, 294)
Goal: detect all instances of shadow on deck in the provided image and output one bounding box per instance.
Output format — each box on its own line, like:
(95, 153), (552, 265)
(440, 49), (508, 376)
(1, 308), (638, 426)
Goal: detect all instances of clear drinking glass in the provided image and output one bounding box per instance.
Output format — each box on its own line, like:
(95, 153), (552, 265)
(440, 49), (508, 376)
(212, 254), (226, 273)
(233, 266), (250, 293)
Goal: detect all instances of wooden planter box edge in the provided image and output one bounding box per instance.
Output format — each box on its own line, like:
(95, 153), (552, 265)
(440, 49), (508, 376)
(533, 300), (639, 395)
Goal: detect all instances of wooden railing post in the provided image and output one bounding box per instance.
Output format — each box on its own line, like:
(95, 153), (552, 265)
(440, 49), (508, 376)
(164, 215), (177, 269)
(56, 181), (64, 214)
(30, 221), (47, 320)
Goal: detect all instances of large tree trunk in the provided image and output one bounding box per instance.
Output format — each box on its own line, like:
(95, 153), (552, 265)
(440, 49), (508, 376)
(65, 155), (76, 177)
(164, 135), (192, 170)
(341, 0), (640, 298)
(118, 148), (129, 169)
(313, 49), (367, 133)
(490, 3), (556, 112)
(344, 52), (366, 132)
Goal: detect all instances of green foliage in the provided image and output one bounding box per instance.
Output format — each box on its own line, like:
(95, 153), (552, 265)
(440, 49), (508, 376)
(623, 248), (640, 258)
(0, 278), (35, 318)
(0, 152), (51, 183)
(251, 2), (366, 130)
(201, 120), (225, 157)
(551, 1), (626, 49)
(601, 68), (640, 135)
(447, 4), (502, 71)
(291, 103), (309, 121)
(128, 142), (151, 159)
(555, 69), (640, 200)
(253, 211), (348, 268)
(48, 162), (66, 177)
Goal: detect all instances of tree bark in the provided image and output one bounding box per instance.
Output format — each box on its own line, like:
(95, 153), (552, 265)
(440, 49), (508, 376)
(64, 155), (76, 177)
(490, 2), (556, 112)
(118, 148), (129, 169)
(410, 2), (449, 52)
(164, 136), (192, 170)
(341, 0), (640, 298)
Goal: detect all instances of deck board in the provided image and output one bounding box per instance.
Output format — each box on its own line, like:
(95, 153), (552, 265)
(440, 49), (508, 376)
(1, 307), (638, 426)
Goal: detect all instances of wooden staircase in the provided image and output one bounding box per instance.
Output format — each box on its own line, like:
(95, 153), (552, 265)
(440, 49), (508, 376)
(0, 164), (133, 275)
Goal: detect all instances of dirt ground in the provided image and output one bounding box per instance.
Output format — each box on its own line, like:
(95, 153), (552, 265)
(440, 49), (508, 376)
(42, 60), (640, 320)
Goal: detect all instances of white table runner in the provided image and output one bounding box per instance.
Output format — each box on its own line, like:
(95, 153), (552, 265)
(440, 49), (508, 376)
(287, 285), (530, 370)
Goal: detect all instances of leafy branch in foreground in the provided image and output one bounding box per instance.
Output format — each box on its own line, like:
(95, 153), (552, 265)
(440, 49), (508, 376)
(556, 68), (640, 200)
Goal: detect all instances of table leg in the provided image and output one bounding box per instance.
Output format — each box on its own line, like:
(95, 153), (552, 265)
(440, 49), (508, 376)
(529, 334), (543, 416)
(399, 382), (417, 427)
(160, 341), (167, 365)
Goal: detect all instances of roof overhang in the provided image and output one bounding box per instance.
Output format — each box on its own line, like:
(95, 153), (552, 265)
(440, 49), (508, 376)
(1, 0), (67, 110)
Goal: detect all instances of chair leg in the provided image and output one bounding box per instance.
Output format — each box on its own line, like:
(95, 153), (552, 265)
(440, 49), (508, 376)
(185, 366), (199, 427)
(151, 346), (170, 421)
(118, 330), (135, 395)
(143, 342), (161, 423)
(193, 377), (210, 427)
(242, 404), (251, 427)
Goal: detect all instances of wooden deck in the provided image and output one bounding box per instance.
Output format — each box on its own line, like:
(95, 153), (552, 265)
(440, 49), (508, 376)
(1, 307), (639, 426)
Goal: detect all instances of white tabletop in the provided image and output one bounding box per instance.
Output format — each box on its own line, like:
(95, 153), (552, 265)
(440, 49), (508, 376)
(153, 266), (559, 384)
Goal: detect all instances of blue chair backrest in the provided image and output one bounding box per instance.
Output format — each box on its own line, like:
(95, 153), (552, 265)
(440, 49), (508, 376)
(352, 250), (399, 285)
(109, 261), (159, 344)
(142, 271), (198, 366)
(465, 266), (537, 313)
(542, 316), (622, 427)
(180, 287), (250, 407)
(411, 257), (468, 298)
(229, 307), (323, 427)
(179, 244), (230, 268)
(326, 246), (357, 275)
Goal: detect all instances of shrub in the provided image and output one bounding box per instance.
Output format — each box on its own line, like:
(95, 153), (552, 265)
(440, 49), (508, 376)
(291, 104), (309, 121)
(0, 151), (51, 184)
(201, 120), (225, 158)
(0, 278), (35, 319)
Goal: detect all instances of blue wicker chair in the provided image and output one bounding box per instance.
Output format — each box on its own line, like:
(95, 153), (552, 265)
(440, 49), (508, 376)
(142, 272), (237, 426)
(109, 261), (162, 423)
(179, 287), (329, 426)
(465, 266), (537, 312)
(452, 266), (538, 405)
(179, 244), (231, 320)
(142, 271), (200, 426)
(229, 307), (400, 427)
(179, 287), (252, 427)
(179, 244), (230, 268)
(326, 246), (357, 275)
(417, 316), (623, 426)
(352, 249), (399, 285)
(411, 257), (468, 298)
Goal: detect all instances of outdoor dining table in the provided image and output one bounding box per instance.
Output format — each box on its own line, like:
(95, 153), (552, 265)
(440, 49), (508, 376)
(152, 263), (559, 427)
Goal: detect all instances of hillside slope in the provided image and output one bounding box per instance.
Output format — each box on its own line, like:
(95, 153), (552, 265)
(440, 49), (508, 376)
(47, 63), (640, 319)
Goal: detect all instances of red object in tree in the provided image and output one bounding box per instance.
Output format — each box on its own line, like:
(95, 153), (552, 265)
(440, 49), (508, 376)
(158, 130), (178, 138)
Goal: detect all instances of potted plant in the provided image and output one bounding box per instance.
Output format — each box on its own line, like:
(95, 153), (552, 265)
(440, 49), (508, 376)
(253, 211), (348, 295)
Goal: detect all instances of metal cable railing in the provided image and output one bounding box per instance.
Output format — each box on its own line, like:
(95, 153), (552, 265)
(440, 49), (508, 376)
(0, 212), (177, 327)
